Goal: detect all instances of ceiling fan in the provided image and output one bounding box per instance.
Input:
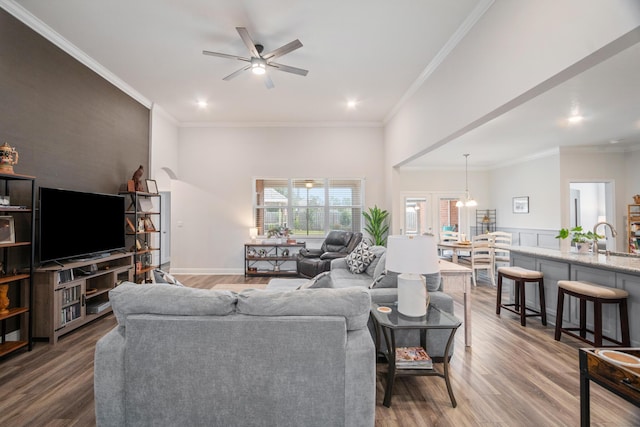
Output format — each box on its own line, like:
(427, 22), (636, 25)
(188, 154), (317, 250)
(202, 27), (308, 89)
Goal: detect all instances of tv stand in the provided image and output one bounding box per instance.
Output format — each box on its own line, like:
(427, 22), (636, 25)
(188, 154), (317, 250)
(69, 252), (111, 263)
(33, 252), (133, 344)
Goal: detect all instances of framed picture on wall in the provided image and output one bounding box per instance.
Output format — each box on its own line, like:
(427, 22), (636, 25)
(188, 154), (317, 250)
(512, 196), (529, 214)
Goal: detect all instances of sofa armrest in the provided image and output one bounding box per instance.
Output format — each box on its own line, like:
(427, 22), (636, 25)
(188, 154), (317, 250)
(330, 257), (349, 270)
(94, 327), (126, 427)
(320, 251), (348, 260)
(298, 248), (324, 258)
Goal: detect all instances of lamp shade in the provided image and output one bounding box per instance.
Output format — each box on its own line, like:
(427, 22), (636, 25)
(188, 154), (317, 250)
(386, 235), (440, 275)
(249, 227), (258, 240)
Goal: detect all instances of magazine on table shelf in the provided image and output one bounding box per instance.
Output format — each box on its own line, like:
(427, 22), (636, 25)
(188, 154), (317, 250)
(395, 346), (433, 369)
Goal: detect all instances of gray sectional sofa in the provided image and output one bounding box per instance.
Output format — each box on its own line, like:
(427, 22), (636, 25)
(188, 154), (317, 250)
(94, 283), (375, 427)
(268, 245), (456, 360)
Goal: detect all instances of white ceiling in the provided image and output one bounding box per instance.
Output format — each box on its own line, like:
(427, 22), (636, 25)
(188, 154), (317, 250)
(7, 0), (640, 169)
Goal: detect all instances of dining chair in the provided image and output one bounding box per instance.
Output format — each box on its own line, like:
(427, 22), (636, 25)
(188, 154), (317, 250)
(438, 230), (459, 259)
(471, 233), (495, 286)
(490, 231), (512, 272)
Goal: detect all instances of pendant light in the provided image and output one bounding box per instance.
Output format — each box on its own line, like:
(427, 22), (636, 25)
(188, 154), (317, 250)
(456, 154), (477, 207)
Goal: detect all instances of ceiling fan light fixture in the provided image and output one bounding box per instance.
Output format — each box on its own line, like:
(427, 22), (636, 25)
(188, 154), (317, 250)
(251, 59), (266, 75)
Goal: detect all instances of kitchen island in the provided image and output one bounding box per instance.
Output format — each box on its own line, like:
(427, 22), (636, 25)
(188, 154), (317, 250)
(508, 246), (639, 346)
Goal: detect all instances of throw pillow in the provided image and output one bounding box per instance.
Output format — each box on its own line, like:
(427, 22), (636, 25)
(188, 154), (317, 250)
(152, 269), (184, 286)
(297, 271), (333, 290)
(345, 241), (375, 274)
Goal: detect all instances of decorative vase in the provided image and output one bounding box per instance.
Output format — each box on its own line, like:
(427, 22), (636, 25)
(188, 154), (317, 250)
(0, 284), (9, 314)
(559, 238), (571, 253)
(634, 194), (640, 204)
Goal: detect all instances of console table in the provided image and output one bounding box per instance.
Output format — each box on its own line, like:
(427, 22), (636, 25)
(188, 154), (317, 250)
(244, 242), (306, 277)
(439, 259), (472, 347)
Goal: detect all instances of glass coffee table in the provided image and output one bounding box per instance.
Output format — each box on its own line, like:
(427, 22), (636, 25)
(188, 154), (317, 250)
(370, 303), (461, 408)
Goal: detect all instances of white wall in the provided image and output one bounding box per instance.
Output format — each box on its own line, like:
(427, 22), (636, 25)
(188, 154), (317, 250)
(150, 105), (180, 189)
(170, 125), (384, 274)
(385, 0), (640, 168)
(488, 152), (561, 230)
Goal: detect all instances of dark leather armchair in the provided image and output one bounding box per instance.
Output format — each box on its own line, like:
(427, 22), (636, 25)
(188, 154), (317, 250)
(296, 231), (363, 278)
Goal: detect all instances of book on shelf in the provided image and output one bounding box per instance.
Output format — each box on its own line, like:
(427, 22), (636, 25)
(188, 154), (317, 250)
(395, 346), (433, 369)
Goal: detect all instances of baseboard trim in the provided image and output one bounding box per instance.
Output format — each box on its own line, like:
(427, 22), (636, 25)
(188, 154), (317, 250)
(169, 268), (244, 275)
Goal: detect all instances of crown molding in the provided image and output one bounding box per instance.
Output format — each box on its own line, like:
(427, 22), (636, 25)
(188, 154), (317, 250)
(384, 0), (495, 124)
(179, 121), (383, 128)
(0, 0), (151, 109)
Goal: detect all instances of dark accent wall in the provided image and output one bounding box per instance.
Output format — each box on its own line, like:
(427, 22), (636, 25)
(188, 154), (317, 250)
(0, 8), (150, 333)
(0, 8), (149, 193)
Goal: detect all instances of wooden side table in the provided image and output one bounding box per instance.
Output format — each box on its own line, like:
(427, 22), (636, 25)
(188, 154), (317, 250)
(579, 347), (640, 427)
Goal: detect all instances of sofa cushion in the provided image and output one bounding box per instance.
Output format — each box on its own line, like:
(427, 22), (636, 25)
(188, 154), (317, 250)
(109, 282), (237, 326)
(345, 241), (375, 273)
(364, 245), (386, 277)
(236, 287), (371, 331)
(370, 271), (441, 291)
(297, 271), (333, 289)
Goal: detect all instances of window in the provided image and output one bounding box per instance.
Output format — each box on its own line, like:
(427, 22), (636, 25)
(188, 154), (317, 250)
(254, 178), (364, 236)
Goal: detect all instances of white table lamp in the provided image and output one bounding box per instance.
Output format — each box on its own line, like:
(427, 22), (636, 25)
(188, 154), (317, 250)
(386, 235), (440, 317)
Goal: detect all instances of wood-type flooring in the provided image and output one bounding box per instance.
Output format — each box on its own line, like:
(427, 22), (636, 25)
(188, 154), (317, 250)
(0, 274), (638, 426)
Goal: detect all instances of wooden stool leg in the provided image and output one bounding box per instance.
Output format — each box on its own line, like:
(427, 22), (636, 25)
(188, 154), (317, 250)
(519, 281), (526, 327)
(496, 273), (503, 315)
(514, 280), (520, 312)
(579, 298), (587, 339)
(554, 289), (564, 341)
(538, 278), (547, 325)
(619, 299), (630, 347)
(593, 300), (603, 347)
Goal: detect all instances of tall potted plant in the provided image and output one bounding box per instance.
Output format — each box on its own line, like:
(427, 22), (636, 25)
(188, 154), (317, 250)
(363, 205), (390, 246)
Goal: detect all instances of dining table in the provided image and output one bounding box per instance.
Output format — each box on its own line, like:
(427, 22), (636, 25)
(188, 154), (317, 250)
(437, 241), (473, 264)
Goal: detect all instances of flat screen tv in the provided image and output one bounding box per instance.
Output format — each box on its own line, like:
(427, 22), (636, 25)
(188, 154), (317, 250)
(39, 187), (126, 264)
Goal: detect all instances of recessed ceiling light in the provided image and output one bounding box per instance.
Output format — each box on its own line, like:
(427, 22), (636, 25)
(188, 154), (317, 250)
(568, 115), (583, 124)
(197, 100), (208, 109)
(609, 139), (622, 144)
(347, 100), (357, 109)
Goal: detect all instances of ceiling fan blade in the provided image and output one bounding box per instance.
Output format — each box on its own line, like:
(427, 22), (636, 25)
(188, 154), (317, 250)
(262, 39), (303, 60)
(236, 27), (261, 58)
(263, 74), (275, 89)
(223, 65), (251, 81)
(202, 50), (249, 62)
(268, 62), (308, 76)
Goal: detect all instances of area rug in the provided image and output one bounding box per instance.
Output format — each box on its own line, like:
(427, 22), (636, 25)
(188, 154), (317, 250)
(209, 283), (268, 292)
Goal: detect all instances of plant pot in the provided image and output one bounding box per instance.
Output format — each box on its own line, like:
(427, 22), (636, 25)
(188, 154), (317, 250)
(559, 238), (571, 253)
(576, 242), (592, 254)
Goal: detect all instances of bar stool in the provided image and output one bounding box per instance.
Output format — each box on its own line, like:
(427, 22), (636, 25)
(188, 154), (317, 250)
(496, 266), (546, 326)
(554, 280), (630, 347)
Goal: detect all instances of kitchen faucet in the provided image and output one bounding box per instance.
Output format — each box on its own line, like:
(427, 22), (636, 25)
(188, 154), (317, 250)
(593, 222), (618, 256)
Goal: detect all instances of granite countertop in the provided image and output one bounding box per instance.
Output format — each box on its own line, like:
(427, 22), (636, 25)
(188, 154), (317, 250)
(509, 246), (640, 275)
